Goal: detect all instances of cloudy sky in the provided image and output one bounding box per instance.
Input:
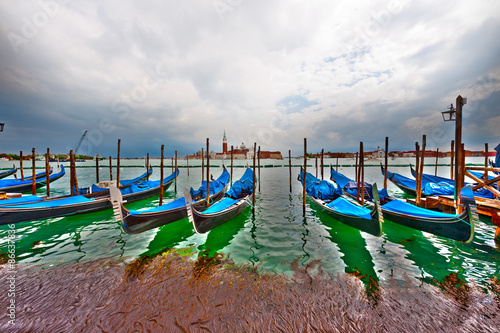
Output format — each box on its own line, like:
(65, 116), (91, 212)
(1, 0), (499, 157)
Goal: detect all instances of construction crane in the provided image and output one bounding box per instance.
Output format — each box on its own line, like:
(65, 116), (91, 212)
(74, 130), (88, 154)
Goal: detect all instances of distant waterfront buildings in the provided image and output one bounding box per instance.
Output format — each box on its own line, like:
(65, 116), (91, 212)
(185, 131), (283, 160)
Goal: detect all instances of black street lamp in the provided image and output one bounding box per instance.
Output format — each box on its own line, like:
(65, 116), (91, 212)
(441, 104), (456, 122)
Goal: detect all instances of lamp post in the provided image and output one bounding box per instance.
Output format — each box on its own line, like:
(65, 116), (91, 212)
(442, 96), (467, 204)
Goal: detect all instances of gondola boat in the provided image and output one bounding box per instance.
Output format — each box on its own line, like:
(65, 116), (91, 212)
(300, 169), (383, 237)
(0, 165), (17, 180)
(79, 167), (153, 196)
(409, 165), (497, 196)
(185, 167), (254, 234)
(380, 164), (423, 197)
(110, 167), (230, 234)
(0, 166), (65, 193)
(0, 168), (153, 206)
(0, 169), (178, 225)
(331, 168), (478, 242)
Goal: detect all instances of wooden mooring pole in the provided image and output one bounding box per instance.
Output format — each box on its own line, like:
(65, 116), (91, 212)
(450, 140), (454, 180)
(159, 145), (164, 206)
(258, 146), (261, 192)
(45, 148), (50, 197)
(96, 153), (100, 183)
(417, 135), (426, 207)
(109, 156), (113, 181)
(360, 142), (365, 206)
(174, 150), (178, 192)
(252, 142), (256, 216)
(315, 156), (318, 178)
(146, 153), (150, 180)
(484, 143), (489, 181)
(415, 142), (420, 206)
(454, 96), (464, 203)
(70, 150), (75, 196)
(289, 149), (292, 193)
(31, 148), (36, 195)
(321, 149), (324, 180)
(117, 139), (121, 187)
(303, 138), (307, 215)
(201, 148), (205, 182)
(19, 151), (24, 180)
(384, 137), (388, 189)
(356, 147), (361, 204)
(230, 146), (234, 184)
(435, 148), (439, 176)
(206, 139), (210, 206)
(186, 154), (189, 177)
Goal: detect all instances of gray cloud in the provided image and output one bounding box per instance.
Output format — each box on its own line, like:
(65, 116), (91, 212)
(0, 0), (499, 157)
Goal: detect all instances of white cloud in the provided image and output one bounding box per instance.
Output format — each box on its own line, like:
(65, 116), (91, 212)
(0, 0), (499, 156)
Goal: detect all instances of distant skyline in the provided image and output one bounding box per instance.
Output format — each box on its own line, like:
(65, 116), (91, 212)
(1, 1), (499, 158)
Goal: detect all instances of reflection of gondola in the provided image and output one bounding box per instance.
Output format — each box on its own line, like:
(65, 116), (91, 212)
(314, 208), (379, 285)
(2, 208), (116, 263)
(112, 168), (230, 234)
(139, 219), (196, 257)
(197, 210), (249, 257)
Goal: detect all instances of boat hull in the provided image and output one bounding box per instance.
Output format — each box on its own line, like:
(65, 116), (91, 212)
(0, 178), (174, 225)
(121, 184), (227, 234)
(190, 196), (251, 234)
(309, 195), (383, 237)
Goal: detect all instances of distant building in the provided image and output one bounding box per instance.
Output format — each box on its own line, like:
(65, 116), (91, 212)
(207, 132), (283, 160)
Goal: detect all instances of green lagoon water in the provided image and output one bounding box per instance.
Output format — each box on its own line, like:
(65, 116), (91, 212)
(1, 157), (498, 287)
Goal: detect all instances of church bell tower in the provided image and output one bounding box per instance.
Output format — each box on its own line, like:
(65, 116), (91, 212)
(222, 130), (228, 153)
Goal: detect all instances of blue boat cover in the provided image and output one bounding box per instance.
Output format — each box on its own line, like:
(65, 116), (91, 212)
(382, 199), (457, 218)
(128, 197), (186, 215)
(202, 197), (240, 214)
(385, 170), (418, 190)
(301, 171), (342, 200)
(330, 169), (352, 189)
(0, 165), (65, 189)
(0, 195), (45, 205)
(326, 197), (372, 220)
(120, 169), (153, 186)
(331, 169), (388, 201)
(423, 182), (454, 195)
(1, 195), (93, 209)
(91, 169), (178, 195)
(391, 168), (495, 198)
(226, 168), (254, 199)
(190, 169), (230, 199)
(127, 169), (228, 216)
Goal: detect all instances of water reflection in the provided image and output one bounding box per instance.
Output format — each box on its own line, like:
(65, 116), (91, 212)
(314, 208), (379, 284)
(197, 209), (249, 257)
